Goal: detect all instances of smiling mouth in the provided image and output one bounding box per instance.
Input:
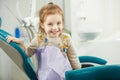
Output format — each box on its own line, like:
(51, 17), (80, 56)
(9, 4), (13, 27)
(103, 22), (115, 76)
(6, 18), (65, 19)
(50, 31), (59, 34)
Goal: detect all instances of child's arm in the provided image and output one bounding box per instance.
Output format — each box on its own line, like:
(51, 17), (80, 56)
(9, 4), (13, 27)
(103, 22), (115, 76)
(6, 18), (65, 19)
(6, 35), (38, 57)
(66, 35), (81, 70)
(26, 35), (39, 57)
(6, 36), (26, 50)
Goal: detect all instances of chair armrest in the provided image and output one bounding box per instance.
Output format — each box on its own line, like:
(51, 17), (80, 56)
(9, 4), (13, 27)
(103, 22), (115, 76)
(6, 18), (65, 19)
(0, 29), (37, 80)
(79, 56), (107, 65)
(65, 65), (120, 80)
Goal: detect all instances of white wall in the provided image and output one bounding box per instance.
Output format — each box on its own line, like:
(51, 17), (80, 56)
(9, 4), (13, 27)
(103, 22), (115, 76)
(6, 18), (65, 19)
(70, 0), (120, 64)
(71, 0), (120, 42)
(0, 0), (31, 34)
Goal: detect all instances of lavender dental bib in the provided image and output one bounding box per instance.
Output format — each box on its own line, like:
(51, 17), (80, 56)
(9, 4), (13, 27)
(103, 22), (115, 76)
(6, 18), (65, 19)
(35, 45), (72, 80)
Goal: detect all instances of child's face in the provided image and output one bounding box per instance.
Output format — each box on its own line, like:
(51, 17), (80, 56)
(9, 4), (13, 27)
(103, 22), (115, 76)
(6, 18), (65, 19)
(42, 14), (63, 38)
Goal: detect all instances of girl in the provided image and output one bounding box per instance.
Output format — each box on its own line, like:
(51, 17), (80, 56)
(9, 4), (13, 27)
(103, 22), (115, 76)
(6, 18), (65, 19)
(6, 2), (81, 80)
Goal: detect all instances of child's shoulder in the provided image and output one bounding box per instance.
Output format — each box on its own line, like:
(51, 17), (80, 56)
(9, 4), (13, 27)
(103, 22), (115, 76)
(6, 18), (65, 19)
(60, 33), (71, 52)
(38, 33), (44, 39)
(61, 32), (71, 40)
(61, 32), (71, 44)
(37, 33), (44, 45)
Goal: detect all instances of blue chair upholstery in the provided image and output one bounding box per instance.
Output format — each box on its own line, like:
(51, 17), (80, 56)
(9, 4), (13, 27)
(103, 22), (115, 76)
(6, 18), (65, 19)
(0, 17), (2, 27)
(0, 29), (37, 80)
(79, 56), (107, 68)
(1, 29), (116, 80)
(65, 65), (120, 80)
(79, 56), (107, 65)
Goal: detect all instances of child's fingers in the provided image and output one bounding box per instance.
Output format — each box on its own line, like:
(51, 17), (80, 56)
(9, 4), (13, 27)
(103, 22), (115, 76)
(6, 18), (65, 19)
(6, 35), (22, 44)
(6, 35), (14, 43)
(6, 35), (10, 40)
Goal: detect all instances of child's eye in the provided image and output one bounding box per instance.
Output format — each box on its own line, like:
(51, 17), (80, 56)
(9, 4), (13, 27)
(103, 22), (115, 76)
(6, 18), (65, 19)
(48, 23), (53, 26)
(57, 22), (61, 25)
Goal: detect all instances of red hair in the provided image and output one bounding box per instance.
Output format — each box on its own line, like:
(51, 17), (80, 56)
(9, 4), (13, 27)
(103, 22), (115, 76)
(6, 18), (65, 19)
(38, 2), (64, 33)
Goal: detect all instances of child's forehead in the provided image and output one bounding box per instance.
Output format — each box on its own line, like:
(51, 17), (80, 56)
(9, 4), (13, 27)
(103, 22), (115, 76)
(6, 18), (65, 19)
(44, 14), (63, 21)
(45, 13), (62, 17)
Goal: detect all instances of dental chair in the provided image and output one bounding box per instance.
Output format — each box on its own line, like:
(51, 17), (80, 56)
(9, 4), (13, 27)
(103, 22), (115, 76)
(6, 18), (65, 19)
(65, 65), (120, 80)
(0, 29), (37, 80)
(0, 17), (2, 27)
(1, 29), (118, 80)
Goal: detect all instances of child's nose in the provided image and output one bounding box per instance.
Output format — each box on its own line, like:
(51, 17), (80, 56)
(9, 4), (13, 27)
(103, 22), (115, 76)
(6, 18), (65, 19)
(52, 25), (58, 30)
